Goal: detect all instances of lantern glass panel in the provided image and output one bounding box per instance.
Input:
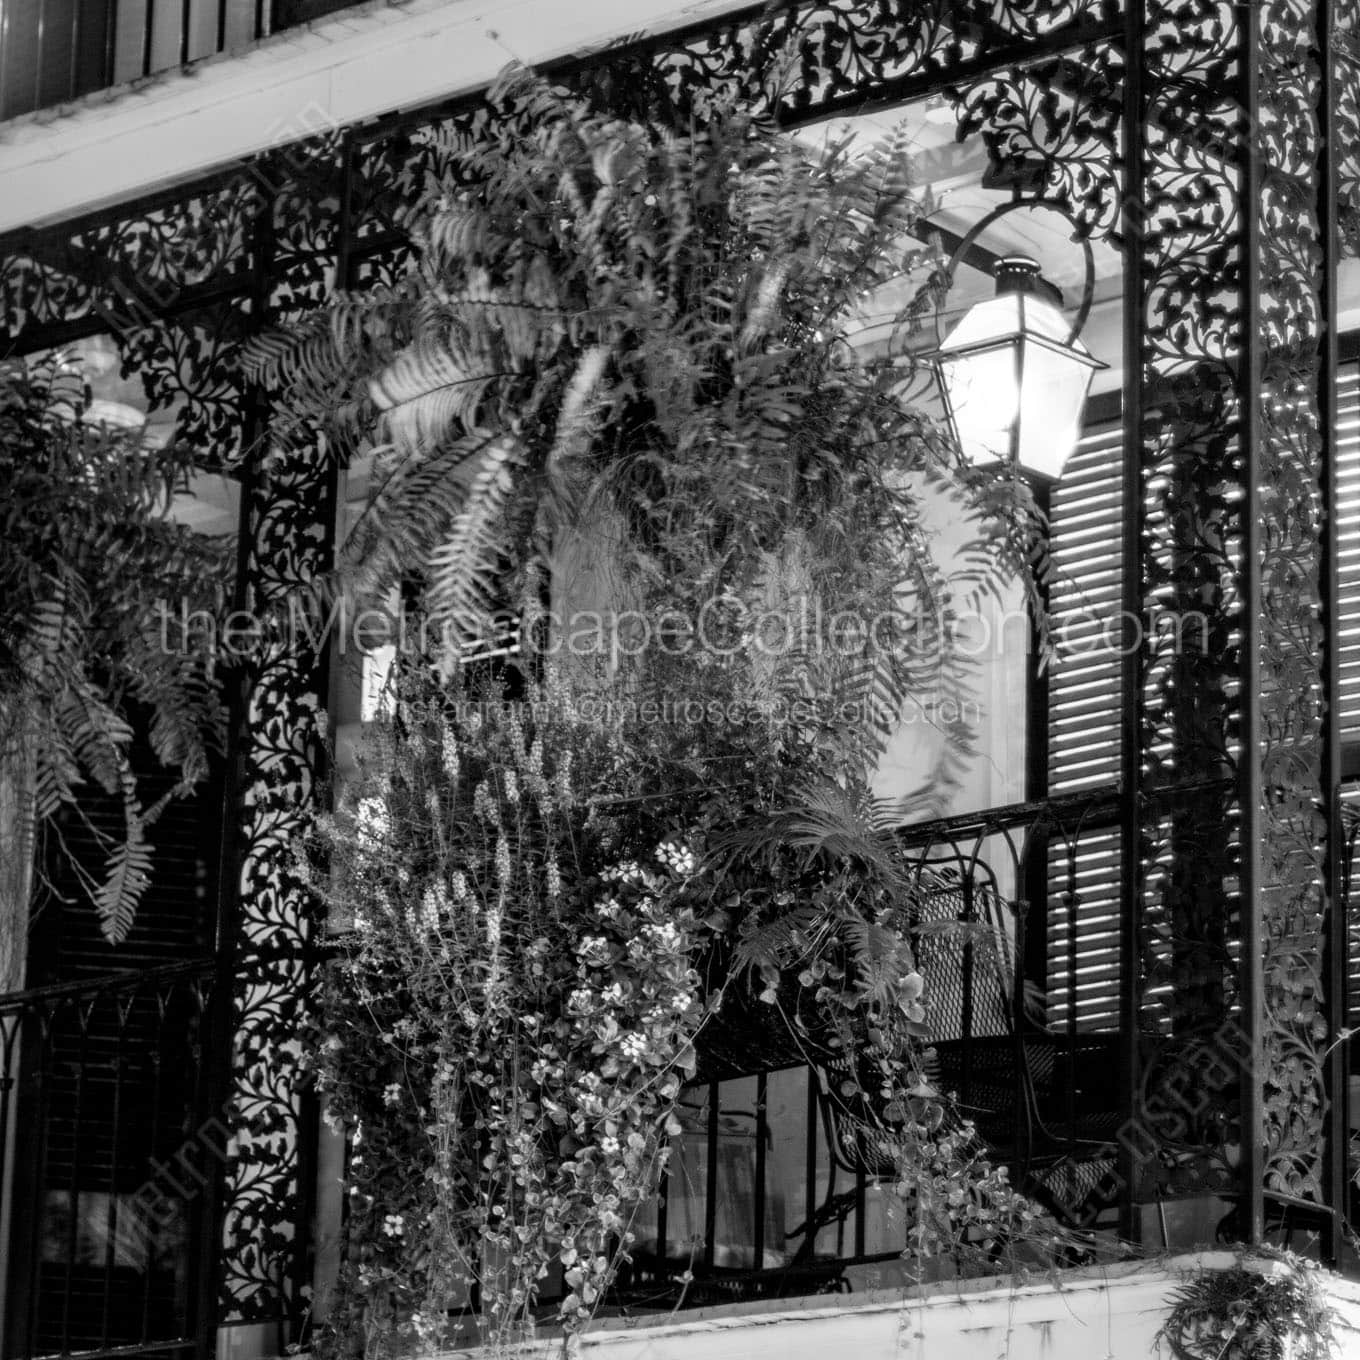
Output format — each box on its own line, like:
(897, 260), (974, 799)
(935, 291), (1101, 480)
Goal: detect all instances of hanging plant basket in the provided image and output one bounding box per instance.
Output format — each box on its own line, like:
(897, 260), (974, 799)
(1155, 1254), (1337, 1360)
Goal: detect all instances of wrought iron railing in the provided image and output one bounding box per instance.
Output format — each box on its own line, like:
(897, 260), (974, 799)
(0, 960), (224, 1360)
(0, 1), (355, 121)
(615, 786), (1128, 1306)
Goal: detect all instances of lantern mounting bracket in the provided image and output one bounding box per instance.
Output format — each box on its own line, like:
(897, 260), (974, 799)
(942, 199), (1098, 346)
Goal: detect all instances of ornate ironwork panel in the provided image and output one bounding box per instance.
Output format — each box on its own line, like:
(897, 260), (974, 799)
(0, 0), (1354, 1307)
(0, 142), (343, 1328)
(574, 0), (1121, 125)
(219, 441), (332, 1324)
(216, 134), (345, 1326)
(1336, 0), (1360, 258)
(1252, 0), (1330, 1211)
(1118, 0), (1246, 1207)
(1116, 0), (1339, 1244)
(951, 44), (1124, 241)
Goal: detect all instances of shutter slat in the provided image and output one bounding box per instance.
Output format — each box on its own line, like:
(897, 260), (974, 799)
(1046, 424), (1123, 1031)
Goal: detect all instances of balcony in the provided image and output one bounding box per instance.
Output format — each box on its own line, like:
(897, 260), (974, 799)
(0, 0), (355, 121)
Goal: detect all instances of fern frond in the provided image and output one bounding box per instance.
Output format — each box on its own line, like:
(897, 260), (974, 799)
(424, 438), (519, 648)
(96, 806), (152, 944)
(731, 905), (824, 976)
(371, 335), (507, 455)
(31, 725), (83, 819)
(343, 432), (503, 608)
(545, 344), (613, 472)
(55, 683), (132, 797)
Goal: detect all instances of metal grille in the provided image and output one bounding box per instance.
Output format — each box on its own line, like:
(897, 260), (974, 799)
(0, 963), (223, 1360)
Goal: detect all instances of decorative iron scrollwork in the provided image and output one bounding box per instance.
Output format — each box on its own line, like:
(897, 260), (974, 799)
(1254, 0), (1329, 1205)
(0, 0), (1348, 1298)
(951, 46), (1124, 240)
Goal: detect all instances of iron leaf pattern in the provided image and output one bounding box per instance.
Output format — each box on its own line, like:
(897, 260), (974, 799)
(0, 0), (1348, 1308)
(1254, 0), (1329, 1205)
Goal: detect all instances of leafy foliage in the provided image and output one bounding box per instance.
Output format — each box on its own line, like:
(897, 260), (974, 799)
(309, 662), (1076, 1359)
(0, 353), (231, 940)
(307, 671), (710, 1354)
(291, 60), (1064, 1358)
(245, 61), (1045, 799)
(1156, 1252), (1337, 1360)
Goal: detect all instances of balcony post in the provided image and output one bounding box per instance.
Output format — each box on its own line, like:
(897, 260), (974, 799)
(1120, 0), (1339, 1249)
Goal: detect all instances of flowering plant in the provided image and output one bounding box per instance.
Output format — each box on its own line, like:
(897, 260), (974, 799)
(297, 56), (1068, 1360)
(309, 673), (709, 1354)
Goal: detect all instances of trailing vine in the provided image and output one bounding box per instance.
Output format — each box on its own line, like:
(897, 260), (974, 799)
(308, 663), (1075, 1357)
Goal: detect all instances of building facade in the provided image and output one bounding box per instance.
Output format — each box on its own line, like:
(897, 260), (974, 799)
(1, 1), (1358, 1356)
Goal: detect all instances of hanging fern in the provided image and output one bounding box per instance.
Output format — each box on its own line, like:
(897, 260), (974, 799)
(1156, 1252), (1338, 1360)
(0, 353), (232, 942)
(246, 62), (1042, 791)
(284, 59), (1083, 1355)
(424, 437), (518, 658)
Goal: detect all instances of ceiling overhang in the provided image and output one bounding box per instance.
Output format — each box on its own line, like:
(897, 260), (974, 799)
(0, 0), (754, 237)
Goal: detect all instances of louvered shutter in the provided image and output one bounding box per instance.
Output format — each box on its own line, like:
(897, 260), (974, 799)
(1335, 360), (1360, 1028)
(1044, 421), (1123, 1033)
(1336, 362), (1360, 750)
(1038, 368), (1360, 1032)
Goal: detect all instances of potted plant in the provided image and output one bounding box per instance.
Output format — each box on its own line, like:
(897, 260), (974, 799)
(1155, 1251), (1337, 1360)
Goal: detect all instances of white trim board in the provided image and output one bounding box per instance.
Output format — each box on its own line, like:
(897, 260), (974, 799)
(0, 0), (751, 236)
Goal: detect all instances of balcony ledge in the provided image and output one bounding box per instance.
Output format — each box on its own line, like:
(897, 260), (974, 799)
(0, 0), (751, 240)
(408, 1254), (1360, 1360)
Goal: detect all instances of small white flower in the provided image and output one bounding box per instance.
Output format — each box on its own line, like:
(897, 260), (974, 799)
(382, 1082), (402, 1107)
(356, 797), (389, 844)
(658, 841), (696, 875)
(382, 1213), (405, 1238)
(422, 882), (447, 931)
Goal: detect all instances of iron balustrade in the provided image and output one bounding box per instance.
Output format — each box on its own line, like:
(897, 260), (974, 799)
(0, 960), (224, 1360)
(619, 785), (1128, 1305)
(10, 782), (1349, 1346)
(0, 0), (356, 121)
